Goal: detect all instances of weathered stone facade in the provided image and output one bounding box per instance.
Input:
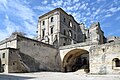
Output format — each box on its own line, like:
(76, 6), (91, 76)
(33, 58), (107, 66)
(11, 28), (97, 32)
(37, 8), (105, 47)
(37, 8), (85, 47)
(0, 34), (60, 73)
(90, 41), (120, 74)
(0, 8), (120, 74)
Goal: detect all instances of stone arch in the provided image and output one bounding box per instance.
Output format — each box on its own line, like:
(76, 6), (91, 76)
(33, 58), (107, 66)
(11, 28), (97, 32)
(62, 49), (89, 73)
(112, 58), (120, 68)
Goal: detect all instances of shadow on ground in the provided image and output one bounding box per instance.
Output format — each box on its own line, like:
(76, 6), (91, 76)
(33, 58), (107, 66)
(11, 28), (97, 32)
(0, 74), (35, 80)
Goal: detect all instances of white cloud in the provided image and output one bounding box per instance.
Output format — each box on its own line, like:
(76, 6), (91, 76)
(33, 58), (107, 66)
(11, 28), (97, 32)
(104, 13), (113, 18)
(0, 14), (22, 40)
(0, 0), (37, 39)
(108, 7), (120, 13)
(92, 7), (96, 11)
(79, 4), (86, 9)
(8, 0), (36, 23)
(97, 0), (106, 2)
(0, 0), (119, 40)
(42, 0), (48, 4)
(86, 12), (91, 16)
(34, 5), (54, 11)
(4, 15), (21, 34)
(52, 0), (63, 7)
(94, 8), (101, 16)
(73, 0), (79, 3)
(0, 0), (8, 9)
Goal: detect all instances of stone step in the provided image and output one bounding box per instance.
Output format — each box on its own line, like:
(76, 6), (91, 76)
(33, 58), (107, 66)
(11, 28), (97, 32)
(75, 69), (86, 74)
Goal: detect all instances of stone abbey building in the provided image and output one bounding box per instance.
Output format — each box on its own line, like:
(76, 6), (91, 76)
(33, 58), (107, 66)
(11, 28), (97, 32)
(0, 8), (120, 74)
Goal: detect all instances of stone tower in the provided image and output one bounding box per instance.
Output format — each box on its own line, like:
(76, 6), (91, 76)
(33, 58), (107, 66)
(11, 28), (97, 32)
(37, 8), (84, 47)
(89, 22), (105, 44)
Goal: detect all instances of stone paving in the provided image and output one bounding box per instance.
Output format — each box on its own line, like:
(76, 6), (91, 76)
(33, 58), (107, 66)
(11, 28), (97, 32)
(0, 72), (120, 80)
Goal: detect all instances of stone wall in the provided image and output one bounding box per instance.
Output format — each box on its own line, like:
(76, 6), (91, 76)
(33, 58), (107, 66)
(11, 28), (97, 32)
(17, 35), (61, 72)
(0, 49), (9, 73)
(89, 22), (104, 44)
(0, 34), (61, 73)
(8, 48), (29, 73)
(37, 9), (60, 46)
(90, 41), (120, 74)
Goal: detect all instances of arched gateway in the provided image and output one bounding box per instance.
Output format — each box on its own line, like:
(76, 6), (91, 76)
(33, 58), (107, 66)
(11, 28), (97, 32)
(62, 49), (89, 73)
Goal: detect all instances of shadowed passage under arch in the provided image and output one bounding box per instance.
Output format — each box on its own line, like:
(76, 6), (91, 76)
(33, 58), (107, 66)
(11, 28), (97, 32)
(62, 49), (89, 73)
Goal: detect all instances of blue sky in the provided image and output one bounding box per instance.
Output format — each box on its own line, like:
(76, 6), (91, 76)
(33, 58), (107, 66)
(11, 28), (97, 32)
(0, 0), (120, 41)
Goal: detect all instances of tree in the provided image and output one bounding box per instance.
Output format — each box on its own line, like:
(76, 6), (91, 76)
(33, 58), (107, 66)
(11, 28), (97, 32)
(11, 31), (26, 36)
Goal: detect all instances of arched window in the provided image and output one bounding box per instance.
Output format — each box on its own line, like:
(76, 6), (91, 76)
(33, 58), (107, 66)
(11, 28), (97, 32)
(51, 17), (54, 22)
(112, 58), (120, 68)
(69, 30), (72, 37)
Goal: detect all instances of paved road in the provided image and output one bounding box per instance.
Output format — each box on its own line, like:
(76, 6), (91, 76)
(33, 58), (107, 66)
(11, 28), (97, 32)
(0, 72), (120, 80)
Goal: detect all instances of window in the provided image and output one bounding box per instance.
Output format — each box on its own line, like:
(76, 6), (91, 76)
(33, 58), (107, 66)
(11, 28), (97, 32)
(63, 43), (65, 46)
(51, 35), (53, 41)
(74, 25), (76, 31)
(45, 36), (49, 43)
(64, 18), (66, 22)
(115, 59), (120, 67)
(2, 53), (5, 58)
(13, 62), (15, 65)
(112, 58), (120, 68)
(114, 58), (120, 67)
(51, 17), (54, 22)
(43, 21), (45, 25)
(42, 29), (45, 38)
(69, 21), (72, 27)
(74, 34), (76, 39)
(51, 27), (53, 34)
(69, 30), (72, 37)
(64, 30), (66, 35)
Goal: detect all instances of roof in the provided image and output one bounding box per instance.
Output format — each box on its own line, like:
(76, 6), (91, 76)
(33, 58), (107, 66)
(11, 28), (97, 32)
(39, 8), (80, 25)
(0, 47), (18, 50)
(39, 8), (62, 19)
(0, 34), (17, 45)
(0, 34), (56, 49)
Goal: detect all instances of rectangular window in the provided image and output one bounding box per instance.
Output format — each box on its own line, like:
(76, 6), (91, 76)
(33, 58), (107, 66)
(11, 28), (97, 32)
(74, 34), (76, 39)
(3, 53), (5, 58)
(74, 25), (76, 31)
(64, 18), (66, 22)
(51, 27), (53, 34)
(42, 29), (45, 38)
(43, 21), (45, 25)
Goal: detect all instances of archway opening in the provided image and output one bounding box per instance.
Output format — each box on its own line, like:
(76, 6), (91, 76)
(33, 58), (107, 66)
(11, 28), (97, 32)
(112, 58), (120, 68)
(63, 49), (89, 73)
